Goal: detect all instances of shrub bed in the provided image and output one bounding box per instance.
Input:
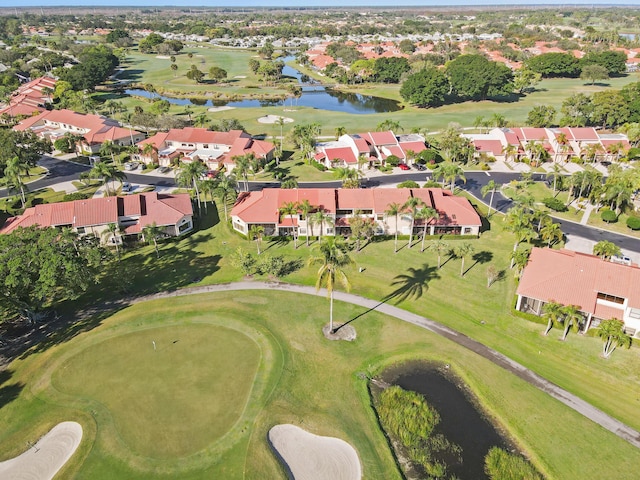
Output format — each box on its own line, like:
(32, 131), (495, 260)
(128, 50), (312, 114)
(542, 197), (568, 212)
(626, 216), (640, 230)
(601, 209), (618, 223)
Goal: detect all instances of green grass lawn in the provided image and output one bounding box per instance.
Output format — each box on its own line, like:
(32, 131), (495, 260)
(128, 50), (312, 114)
(2, 291), (640, 479)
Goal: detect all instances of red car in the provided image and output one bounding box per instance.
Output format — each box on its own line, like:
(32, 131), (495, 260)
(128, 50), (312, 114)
(398, 163), (410, 170)
(206, 170), (219, 179)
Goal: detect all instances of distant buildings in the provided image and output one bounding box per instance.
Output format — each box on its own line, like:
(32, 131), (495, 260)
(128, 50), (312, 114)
(13, 109), (144, 153)
(0, 76), (56, 118)
(516, 248), (640, 336)
(134, 127), (275, 171)
(231, 187), (481, 238)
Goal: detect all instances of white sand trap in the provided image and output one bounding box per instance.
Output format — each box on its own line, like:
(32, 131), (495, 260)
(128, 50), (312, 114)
(258, 115), (294, 124)
(0, 422), (83, 480)
(234, 75), (247, 79)
(269, 424), (361, 480)
(155, 55), (170, 59)
(208, 106), (235, 112)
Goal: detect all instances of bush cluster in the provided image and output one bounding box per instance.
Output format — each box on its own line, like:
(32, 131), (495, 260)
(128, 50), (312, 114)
(626, 216), (640, 230)
(542, 197), (568, 212)
(601, 209), (618, 223)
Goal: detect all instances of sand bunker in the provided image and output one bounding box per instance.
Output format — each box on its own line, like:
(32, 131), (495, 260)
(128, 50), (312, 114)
(208, 106), (235, 112)
(0, 422), (83, 480)
(155, 55), (170, 59)
(268, 424), (361, 480)
(258, 115), (294, 124)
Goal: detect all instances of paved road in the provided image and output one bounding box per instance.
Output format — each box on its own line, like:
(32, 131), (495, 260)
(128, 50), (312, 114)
(134, 281), (640, 449)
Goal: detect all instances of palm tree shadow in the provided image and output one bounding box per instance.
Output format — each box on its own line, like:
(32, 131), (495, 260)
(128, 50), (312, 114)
(383, 264), (440, 304)
(440, 253), (455, 269)
(464, 250), (493, 275)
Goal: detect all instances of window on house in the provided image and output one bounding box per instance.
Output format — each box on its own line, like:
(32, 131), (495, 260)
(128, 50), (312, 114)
(376, 214), (384, 221)
(76, 227), (85, 234)
(326, 228), (334, 234)
(596, 292), (625, 304)
(464, 227), (471, 234)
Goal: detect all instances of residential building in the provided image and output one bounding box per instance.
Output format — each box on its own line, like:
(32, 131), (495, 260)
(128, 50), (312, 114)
(13, 109), (144, 153)
(0, 76), (56, 118)
(231, 187), (481, 238)
(0, 193), (194, 243)
(134, 127), (275, 171)
(516, 248), (640, 336)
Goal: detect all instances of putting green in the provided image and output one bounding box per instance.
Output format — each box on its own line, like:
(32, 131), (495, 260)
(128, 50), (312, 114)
(52, 324), (261, 459)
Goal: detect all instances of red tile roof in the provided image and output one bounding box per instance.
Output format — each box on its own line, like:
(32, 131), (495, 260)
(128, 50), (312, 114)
(363, 131), (397, 146)
(399, 141), (427, 156)
(472, 139), (504, 156)
(517, 248), (640, 315)
(324, 146), (358, 164)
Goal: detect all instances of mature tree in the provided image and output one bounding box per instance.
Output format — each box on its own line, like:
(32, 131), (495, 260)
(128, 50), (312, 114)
(560, 93), (594, 127)
(581, 50), (627, 76)
(513, 67), (542, 94)
(597, 319), (632, 358)
(592, 90), (630, 129)
(308, 237), (354, 333)
(446, 54), (513, 100)
(232, 154), (252, 192)
(186, 65), (205, 83)
(373, 57), (410, 83)
(385, 202), (404, 254)
(527, 105), (556, 127)
(209, 66), (227, 83)
(540, 221), (563, 247)
(481, 179), (498, 216)
(333, 167), (362, 188)
(57, 44), (118, 91)
(349, 212), (376, 252)
(593, 240), (622, 260)
(441, 161), (466, 192)
(89, 161), (125, 196)
(580, 64), (609, 86)
(403, 197), (425, 249)
(504, 206), (536, 268)
(4, 156), (30, 207)
(399, 68), (449, 107)
(99, 139), (121, 165)
(525, 52), (580, 78)
(309, 209), (333, 242)
(279, 201), (300, 249)
(542, 301), (564, 336)
(177, 160), (207, 209)
(0, 226), (103, 323)
(427, 239), (450, 269)
(455, 242), (475, 277)
(0, 129), (51, 170)
(214, 175), (237, 222)
(560, 304), (583, 341)
(334, 126), (347, 140)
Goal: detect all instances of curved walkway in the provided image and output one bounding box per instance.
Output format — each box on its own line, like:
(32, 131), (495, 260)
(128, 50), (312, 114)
(133, 281), (640, 449)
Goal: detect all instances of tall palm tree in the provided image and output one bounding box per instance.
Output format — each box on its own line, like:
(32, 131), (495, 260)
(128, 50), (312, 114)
(101, 222), (123, 256)
(4, 156), (30, 207)
(89, 161), (125, 196)
(481, 179), (498, 216)
(176, 160), (207, 208)
(385, 202), (403, 254)
(215, 176), (238, 222)
(334, 126), (346, 140)
(427, 239), (449, 269)
(142, 222), (163, 257)
(298, 199), (314, 247)
(592, 240), (621, 260)
(199, 178), (218, 212)
(560, 305), (583, 341)
(248, 225), (265, 254)
(402, 197), (424, 249)
(455, 242), (475, 276)
(504, 206), (536, 268)
(308, 237), (354, 333)
(597, 318), (632, 358)
(142, 142), (157, 164)
(333, 167), (362, 188)
(309, 209), (333, 242)
(279, 201), (300, 249)
(416, 207), (439, 252)
(540, 221), (563, 247)
(546, 164), (563, 194)
(442, 162), (466, 192)
(501, 143), (518, 163)
(542, 301), (564, 336)
(233, 154), (251, 192)
(99, 140), (121, 165)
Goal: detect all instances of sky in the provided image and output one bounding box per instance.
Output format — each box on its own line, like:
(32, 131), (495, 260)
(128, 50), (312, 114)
(2, 1), (640, 7)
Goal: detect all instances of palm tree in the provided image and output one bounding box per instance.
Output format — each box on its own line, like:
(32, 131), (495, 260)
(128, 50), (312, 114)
(385, 202), (403, 253)
(501, 143), (518, 164)
(504, 206), (536, 268)
(142, 222), (163, 257)
(99, 140), (121, 165)
(142, 142), (158, 164)
(298, 199), (314, 247)
(481, 180), (498, 216)
(597, 318), (632, 358)
(233, 154), (252, 192)
(542, 301), (564, 336)
(199, 178), (218, 212)
(357, 154), (368, 172)
(101, 222), (123, 256)
(275, 116), (286, 160)
(89, 161), (125, 196)
(248, 225), (265, 254)
(176, 160), (207, 209)
(511, 247), (531, 278)
(431, 162), (448, 188)
(592, 240), (621, 260)
(540, 221), (563, 247)
(546, 164), (563, 194)
(560, 305), (583, 341)
(309, 209), (333, 243)
(417, 207), (439, 252)
(403, 197), (424, 249)
(214, 176), (238, 222)
(4, 156), (30, 207)
(308, 237), (354, 333)
(333, 167), (362, 188)
(427, 239), (449, 269)
(334, 126), (346, 140)
(455, 242), (475, 276)
(279, 201), (299, 249)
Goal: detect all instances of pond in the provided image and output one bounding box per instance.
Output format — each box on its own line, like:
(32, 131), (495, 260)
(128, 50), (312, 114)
(381, 362), (510, 480)
(125, 57), (402, 114)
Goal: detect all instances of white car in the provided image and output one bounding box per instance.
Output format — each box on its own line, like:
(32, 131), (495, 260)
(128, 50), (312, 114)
(121, 182), (133, 192)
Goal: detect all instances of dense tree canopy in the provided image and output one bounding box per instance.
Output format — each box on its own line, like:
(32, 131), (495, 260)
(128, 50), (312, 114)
(56, 45), (118, 91)
(446, 54), (513, 100)
(0, 129), (51, 173)
(525, 52), (581, 78)
(373, 57), (410, 83)
(0, 226), (105, 322)
(399, 68), (449, 107)
(580, 50), (627, 76)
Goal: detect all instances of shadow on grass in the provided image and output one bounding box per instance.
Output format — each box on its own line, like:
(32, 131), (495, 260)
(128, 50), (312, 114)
(0, 369), (23, 411)
(464, 250), (493, 276)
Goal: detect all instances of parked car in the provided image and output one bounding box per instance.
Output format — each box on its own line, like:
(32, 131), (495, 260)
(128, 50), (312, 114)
(124, 162), (138, 171)
(411, 163), (426, 171)
(121, 182), (132, 192)
(158, 166), (171, 174)
(398, 163), (410, 171)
